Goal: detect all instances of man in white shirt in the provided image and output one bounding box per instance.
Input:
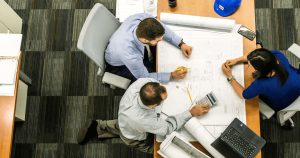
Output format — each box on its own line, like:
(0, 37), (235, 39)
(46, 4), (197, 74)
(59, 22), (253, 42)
(77, 78), (209, 153)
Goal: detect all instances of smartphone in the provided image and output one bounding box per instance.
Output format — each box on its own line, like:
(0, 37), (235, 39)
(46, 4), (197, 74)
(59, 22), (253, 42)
(238, 25), (256, 41)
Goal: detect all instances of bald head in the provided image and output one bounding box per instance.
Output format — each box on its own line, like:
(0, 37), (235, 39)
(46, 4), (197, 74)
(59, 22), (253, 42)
(140, 82), (167, 106)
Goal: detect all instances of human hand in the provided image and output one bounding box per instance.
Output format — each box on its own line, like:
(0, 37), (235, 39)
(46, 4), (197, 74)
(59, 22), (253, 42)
(171, 66), (188, 80)
(225, 59), (238, 66)
(222, 63), (233, 77)
(180, 44), (192, 57)
(189, 104), (210, 117)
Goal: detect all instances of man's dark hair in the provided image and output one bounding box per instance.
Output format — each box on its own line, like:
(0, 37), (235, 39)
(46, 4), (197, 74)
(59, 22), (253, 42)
(136, 18), (165, 40)
(140, 82), (167, 106)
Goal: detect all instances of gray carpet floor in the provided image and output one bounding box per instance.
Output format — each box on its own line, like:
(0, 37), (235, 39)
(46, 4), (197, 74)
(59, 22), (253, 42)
(5, 0), (300, 157)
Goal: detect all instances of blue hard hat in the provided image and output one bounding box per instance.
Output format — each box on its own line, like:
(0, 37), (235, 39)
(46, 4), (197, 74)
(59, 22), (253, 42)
(214, 0), (242, 17)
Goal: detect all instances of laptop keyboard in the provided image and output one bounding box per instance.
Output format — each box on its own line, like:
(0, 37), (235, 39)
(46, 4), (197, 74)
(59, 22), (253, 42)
(221, 127), (257, 158)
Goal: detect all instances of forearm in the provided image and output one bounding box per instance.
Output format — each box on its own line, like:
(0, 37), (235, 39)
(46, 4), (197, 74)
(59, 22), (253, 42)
(124, 58), (171, 82)
(154, 111), (192, 136)
(233, 55), (248, 64)
(160, 22), (182, 47)
(229, 79), (245, 99)
(148, 72), (171, 83)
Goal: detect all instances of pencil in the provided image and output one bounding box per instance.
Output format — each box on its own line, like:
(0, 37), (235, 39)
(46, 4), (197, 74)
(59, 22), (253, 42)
(186, 87), (193, 104)
(176, 67), (191, 71)
(0, 56), (18, 59)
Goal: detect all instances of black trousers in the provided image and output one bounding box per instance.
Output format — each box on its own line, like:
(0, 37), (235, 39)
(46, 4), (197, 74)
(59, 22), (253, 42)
(105, 46), (157, 82)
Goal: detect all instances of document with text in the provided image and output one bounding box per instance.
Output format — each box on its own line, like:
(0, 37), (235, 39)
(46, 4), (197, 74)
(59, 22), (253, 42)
(157, 14), (246, 141)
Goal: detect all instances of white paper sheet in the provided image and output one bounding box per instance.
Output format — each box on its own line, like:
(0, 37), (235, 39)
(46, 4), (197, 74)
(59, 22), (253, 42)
(160, 84), (192, 116)
(0, 58), (18, 84)
(160, 13), (236, 32)
(158, 30), (246, 125)
(0, 59), (17, 95)
(0, 34), (21, 96)
(170, 125), (228, 143)
(116, 0), (157, 22)
(160, 142), (192, 158)
(0, 84), (15, 96)
(157, 13), (246, 142)
(0, 33), (22, 57)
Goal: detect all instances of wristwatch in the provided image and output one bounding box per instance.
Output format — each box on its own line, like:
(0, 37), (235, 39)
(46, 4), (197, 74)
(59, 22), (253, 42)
(227, 76), (236, 82)
(178, 39), (185, 48)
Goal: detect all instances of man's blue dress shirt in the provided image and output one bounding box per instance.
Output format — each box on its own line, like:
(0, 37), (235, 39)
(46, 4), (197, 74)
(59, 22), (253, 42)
(105, 13), (182, 83)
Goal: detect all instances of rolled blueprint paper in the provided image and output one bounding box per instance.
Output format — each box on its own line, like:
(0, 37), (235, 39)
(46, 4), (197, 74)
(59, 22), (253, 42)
(159, 132), (210, 158)
(160, 13), (236, 32)
(184, 117), (225, 158)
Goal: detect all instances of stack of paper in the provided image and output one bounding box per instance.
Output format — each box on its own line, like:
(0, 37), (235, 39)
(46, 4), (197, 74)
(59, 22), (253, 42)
(0, 33), (22, 96)
(0, 58), (18, 84)
(116, 0), (157, 22)
(0, 34), (22, 57)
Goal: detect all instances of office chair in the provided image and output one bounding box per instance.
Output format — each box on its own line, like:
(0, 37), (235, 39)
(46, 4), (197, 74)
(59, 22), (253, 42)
(77, 3), (131, 89)
(15, 71), (32, 121)
(259, 43), (300, 127)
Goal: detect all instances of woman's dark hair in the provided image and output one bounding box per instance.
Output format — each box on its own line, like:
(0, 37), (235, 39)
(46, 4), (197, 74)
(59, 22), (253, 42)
(247, 48), (289, 85)
(140, 82), (167, 106)
(136, 18), (165, 40)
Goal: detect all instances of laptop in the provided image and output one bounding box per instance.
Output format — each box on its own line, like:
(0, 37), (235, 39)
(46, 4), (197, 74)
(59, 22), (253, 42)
(211, 118), (266, 158)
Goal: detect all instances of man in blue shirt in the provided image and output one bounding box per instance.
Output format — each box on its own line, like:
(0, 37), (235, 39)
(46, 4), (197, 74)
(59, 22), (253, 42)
(105, 13), (193, 83)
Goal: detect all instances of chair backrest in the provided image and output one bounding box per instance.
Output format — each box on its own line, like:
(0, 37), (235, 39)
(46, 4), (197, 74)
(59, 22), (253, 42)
(77, 3), (120, 75)
(281, 96), (300, 111)
(287, 43), (300, 71)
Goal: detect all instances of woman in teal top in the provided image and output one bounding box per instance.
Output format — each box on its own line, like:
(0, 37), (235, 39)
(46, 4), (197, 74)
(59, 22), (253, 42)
(222, 48), (300, 111)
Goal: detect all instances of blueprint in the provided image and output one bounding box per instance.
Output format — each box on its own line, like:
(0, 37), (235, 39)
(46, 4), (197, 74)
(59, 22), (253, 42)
(157, 19), (246, 141)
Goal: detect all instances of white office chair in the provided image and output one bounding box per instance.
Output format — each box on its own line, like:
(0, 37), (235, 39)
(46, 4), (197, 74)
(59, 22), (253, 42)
(15, 71), (32, 122)
(259, 43), (300, 127)
(77, 3), (131, 89)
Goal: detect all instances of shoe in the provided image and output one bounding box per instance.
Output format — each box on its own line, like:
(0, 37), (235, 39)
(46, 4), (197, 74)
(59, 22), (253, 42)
(77, 119), (98, 145)
(256, 30), (264, 48)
